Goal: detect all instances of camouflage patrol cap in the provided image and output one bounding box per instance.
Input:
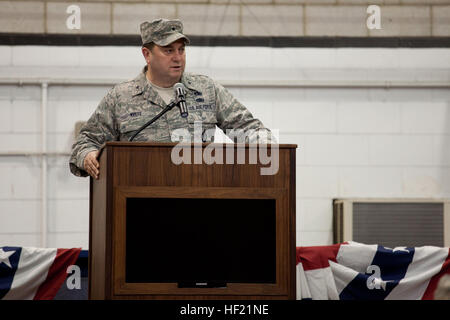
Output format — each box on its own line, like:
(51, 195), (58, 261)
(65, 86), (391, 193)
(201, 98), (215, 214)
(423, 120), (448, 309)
(140, 18), (190, 47)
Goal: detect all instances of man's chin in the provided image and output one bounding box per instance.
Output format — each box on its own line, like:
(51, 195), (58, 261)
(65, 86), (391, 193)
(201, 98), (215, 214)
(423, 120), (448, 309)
(168, 70), (183, 82)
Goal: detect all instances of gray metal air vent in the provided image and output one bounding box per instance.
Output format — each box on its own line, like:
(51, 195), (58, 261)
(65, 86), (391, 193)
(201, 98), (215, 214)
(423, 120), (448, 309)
(333, 199), (449, 247)
(353, 202), (443, 248)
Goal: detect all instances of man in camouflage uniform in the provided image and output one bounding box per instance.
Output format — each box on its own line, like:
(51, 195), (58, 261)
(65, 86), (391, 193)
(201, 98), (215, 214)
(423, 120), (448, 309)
(70, 18), (274, 179)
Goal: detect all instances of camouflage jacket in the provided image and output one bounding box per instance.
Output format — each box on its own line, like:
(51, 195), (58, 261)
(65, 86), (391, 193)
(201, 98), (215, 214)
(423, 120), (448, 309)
(69, 67), (274, 177)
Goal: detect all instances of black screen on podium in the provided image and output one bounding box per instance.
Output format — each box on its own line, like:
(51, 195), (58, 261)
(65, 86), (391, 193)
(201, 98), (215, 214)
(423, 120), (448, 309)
(126, 197), (276, 284)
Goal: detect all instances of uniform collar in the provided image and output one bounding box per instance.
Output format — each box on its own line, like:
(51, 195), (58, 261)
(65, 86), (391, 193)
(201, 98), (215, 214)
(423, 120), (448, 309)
(180, 73), (199, 92)
(131, 67), (149, 97)
(131, 66), (165, 107)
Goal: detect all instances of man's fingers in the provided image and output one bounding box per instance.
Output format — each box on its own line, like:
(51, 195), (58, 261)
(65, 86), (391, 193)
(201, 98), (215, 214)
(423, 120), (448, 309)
(90, 164), (98, 174)
(90, 170), (99, 179)
(90, 164), (99, 178)
(89, 155), (99, 168)
(84, 151), (100, 179)
(88, 160), (98, 171)
(86, 161), (99, 179)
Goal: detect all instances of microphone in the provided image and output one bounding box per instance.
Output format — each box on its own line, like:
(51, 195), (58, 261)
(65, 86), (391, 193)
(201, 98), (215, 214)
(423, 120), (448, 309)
(174, 83), (188, 118)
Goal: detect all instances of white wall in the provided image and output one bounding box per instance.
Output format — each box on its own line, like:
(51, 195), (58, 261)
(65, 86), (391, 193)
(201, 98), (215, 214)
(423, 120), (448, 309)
(0, 45), (449, 249)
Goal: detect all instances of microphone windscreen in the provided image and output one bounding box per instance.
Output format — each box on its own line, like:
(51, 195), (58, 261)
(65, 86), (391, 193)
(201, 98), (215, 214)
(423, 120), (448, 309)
(174, 82), (186, 93)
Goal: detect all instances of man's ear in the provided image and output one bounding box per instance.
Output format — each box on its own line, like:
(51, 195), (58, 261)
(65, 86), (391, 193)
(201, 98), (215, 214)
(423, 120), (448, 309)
(142, 46), (152, 64)
(142, 46), (150, 59)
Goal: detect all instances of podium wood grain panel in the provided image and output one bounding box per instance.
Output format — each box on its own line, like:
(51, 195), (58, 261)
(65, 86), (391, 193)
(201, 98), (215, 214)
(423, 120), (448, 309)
(113, 144), (282, 188)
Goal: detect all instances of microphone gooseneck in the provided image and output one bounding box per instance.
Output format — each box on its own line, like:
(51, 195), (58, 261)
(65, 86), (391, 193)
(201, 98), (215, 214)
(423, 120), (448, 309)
(129, 82), (190, 142)
(129, 102), (176, 142)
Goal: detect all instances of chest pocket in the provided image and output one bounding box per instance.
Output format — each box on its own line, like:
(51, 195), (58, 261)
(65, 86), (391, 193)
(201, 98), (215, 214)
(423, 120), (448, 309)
(187, 108), (217, 142)
(118, 109), (168, 142)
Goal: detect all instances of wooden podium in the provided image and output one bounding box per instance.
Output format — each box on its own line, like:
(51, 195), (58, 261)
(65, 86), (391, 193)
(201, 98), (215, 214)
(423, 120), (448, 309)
(89, 142), (297, 300)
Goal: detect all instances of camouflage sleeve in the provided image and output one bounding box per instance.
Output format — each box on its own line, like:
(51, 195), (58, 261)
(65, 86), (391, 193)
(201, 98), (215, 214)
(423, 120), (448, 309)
(69, 89), (118, 177)
(214, 80), (276, 144)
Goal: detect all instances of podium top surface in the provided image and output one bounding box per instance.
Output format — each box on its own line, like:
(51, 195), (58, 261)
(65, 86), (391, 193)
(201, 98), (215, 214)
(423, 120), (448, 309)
(100, 141), (298, 150)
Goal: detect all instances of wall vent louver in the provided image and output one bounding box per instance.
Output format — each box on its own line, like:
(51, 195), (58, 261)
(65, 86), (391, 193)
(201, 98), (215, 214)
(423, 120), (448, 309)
(333, 199), (449, 248)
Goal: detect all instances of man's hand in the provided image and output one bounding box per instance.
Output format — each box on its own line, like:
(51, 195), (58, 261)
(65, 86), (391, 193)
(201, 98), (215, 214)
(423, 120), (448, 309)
(84, 150), (100, 179)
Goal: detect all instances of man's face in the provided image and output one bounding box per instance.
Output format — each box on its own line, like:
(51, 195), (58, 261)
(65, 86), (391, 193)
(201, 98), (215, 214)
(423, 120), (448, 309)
(144, 39), (186, 87)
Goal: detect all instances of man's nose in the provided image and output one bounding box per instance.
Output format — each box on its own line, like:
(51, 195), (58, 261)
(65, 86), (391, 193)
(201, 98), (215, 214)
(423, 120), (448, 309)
(172, 51), (183, 61)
